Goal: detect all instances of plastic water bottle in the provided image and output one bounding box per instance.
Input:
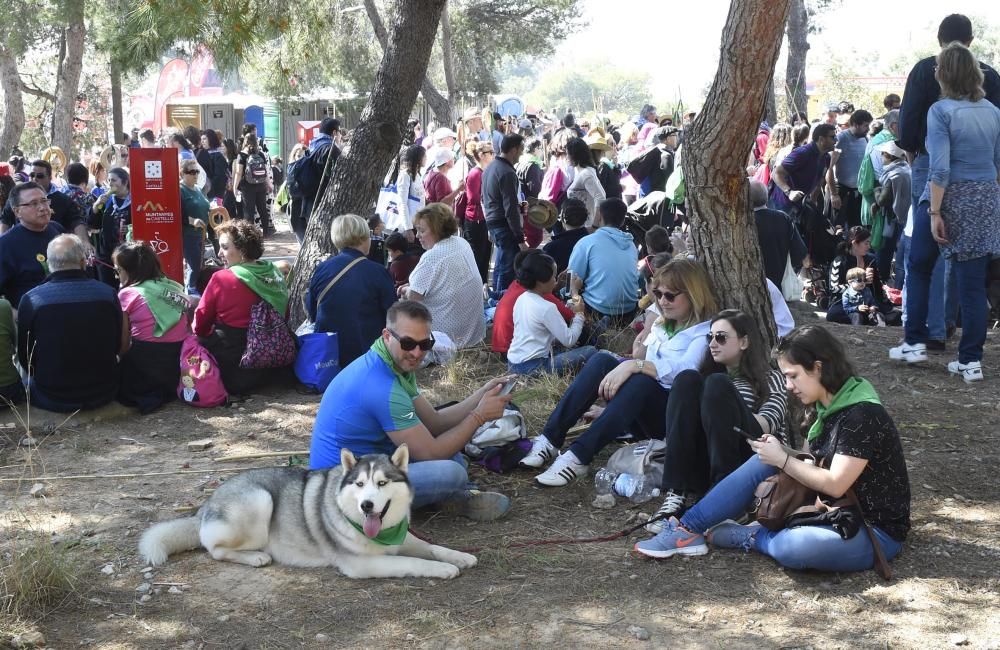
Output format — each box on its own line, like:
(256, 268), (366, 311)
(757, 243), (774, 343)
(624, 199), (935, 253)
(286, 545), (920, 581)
(614, 473), (661, 504)
(594, 468), (618, 496)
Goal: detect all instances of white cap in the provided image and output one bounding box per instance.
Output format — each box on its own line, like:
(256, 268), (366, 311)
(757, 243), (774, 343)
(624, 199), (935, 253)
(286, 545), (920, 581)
(431, 147), (454, 168)
(877, 140), (907, 159)
(433, 127), (458, 143)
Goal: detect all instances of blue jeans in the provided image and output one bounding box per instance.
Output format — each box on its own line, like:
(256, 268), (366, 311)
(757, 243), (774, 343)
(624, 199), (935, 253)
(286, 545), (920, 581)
(182, 227), (204, 294)
(508, 345), (598, 376)
(681, 456), (902, 572)
(900, 234), (947, 340)
(488, 226), (520, 299)
(407, 454), (469, 509)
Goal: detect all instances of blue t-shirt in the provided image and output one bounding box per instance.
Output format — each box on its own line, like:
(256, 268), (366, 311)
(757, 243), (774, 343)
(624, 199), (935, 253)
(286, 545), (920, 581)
(834, 129), (868, 189)
(567, 227), (639, 316)
(309, 349), (421, 469)
(0, 223), (65, 306)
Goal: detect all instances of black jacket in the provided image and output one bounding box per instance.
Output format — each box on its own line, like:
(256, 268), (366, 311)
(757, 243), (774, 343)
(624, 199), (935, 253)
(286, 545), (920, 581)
(898, 55), (1000, 154)
(754, 207), (807, 286)
(482, 156), (524, 240)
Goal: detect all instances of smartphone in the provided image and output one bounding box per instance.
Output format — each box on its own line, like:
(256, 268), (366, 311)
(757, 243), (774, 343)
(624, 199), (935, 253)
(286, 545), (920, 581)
(498, 379), (520, 397)
(733, 425), (761, 442)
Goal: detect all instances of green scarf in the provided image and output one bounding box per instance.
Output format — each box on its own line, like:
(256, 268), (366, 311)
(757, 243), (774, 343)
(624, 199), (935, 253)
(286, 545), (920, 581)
(230, 261), (289, 315)
(521, 153), (543, 168)
(808, 377), (882, 441)
(347, 516), (409, 546)
(130, 277), (188, 337)
(372, 337), (419, 397)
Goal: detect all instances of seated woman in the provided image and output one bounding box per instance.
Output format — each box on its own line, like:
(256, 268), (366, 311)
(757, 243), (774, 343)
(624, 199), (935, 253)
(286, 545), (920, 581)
(645, 309), (788, 534)
(193, 220), (290, 395)
(400, 203), (485, 349)
(826, 226), (894, 324)
(522, 258), (718, 486)
(507, 251), (596, 375)
(114, 241), (192, 414)
(635, 325), (910, 576)
(307, 214), (396, 367)
(0, 298), (25, 407)
(491, 249), (576, 355)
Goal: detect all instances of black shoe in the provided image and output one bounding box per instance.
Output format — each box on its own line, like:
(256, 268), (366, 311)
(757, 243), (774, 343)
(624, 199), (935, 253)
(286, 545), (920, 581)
(926, 339), (946, 351)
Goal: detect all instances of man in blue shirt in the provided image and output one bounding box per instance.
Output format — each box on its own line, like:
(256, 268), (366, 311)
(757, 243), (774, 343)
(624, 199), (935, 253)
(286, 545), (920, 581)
(0, 183), (65, 310)
(568, 198), (639, 324)
(309, 300), (513, 520)
(299, 118), (341, 226)
(828, 110), (873, 230)
(769, 123), (837, 213)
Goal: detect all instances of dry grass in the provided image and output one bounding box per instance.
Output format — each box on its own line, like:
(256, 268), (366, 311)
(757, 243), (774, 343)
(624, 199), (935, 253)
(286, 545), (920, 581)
(0, 532), (82, 623)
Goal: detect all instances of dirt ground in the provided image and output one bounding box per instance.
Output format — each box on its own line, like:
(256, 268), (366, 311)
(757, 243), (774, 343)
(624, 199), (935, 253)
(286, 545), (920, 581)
(2, 316), (998, 649)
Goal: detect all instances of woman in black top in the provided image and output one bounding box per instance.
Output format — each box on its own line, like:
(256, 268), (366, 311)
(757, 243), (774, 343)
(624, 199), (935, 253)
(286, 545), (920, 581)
(826, 226), (895, 323)
(200, 129), (229, 203)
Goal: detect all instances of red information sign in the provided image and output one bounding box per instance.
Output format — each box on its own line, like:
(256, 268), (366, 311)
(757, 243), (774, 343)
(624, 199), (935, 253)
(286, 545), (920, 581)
(129, 148), (184, 284)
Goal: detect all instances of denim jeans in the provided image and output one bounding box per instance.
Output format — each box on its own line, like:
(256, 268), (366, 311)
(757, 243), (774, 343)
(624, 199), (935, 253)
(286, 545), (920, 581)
(407, 454), (469, 509)
(181, 227), (204, 294)
(680, 455), (902, 572)
(540, 351), (670, 464)
(508, 345), (598, 376)
(902, 234), (947, 341)
(488, 226), (520, 299)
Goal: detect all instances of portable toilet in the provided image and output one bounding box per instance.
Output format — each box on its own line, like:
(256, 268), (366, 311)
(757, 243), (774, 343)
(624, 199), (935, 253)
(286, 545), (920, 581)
(280, 101), (314, 163)
(263, 102), (282, 160)
(201, 103), (234, 136)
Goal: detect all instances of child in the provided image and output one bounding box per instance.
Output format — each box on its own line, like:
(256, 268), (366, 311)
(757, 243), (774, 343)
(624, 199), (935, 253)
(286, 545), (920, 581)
(386, 231), (419, 289)
(367, 214), (386, 264)
(842, 267), (881, 326)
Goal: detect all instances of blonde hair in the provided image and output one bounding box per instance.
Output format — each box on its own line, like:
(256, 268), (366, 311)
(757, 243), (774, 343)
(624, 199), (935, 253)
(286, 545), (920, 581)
(414, 202), (458, 240)
(762, 123), (792, 167)
(653, 259), (719, 326)
(846, 267), (866, 282)
(331, 214), (370, 250)
(289, 143), (307, 162)
(935, 42), (985, 101)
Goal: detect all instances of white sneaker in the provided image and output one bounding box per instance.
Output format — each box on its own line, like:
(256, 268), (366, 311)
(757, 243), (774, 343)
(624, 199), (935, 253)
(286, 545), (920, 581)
(948, 360), (984, 384)
(535, 450), (588, 487)
(645, 491), (690, 534)
(520, 436), (557, 468)
(889, 342), (927, 364)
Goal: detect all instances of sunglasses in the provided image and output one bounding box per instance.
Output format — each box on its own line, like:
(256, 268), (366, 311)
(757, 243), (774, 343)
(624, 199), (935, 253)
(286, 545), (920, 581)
(28, 172), (48, 179)
(705, 332), (731, 345)
(389, 329), (435, 352)
(652, 289), (685, 302)
(183, 169), (199, 175)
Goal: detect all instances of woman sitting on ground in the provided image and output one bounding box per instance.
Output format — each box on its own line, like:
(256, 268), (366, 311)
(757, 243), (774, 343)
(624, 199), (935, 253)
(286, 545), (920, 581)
(193, 220), (290, 395)
(522, 259), (718, 487)
(635, 325), (910, 575)
(400, 203), (485, 350)
(645, 309), (788, 534)
(307, 214), (397, 367)
(491, 249), (576, 355)
(507, 251), (596, 375)
(826, 226), (894, 324)
(115, 241), (192, 414)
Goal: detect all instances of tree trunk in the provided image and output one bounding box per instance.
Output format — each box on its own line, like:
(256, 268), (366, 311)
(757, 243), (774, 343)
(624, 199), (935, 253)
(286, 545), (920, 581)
(684, 0), (793, 347)
(288, 0), (448, 325)
(440, 1), (457, 104)
(51, 2), (86, 157)
(363, 0), (452, 126)
(785, 0), (809, 121)
(111, 62), (124, 146)
(0, 46), (25, 157)
(765, 76), (778, 125)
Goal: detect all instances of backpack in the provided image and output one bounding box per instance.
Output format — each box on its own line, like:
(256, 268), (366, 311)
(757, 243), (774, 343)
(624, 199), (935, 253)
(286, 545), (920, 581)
(240, 300), (297, 369)
(286, 145), (326, 200)
(597, 163), (622, 199)
(177, 336), (228, 408)
(243, 151), (268, 185)
(540, 165), (566, 207)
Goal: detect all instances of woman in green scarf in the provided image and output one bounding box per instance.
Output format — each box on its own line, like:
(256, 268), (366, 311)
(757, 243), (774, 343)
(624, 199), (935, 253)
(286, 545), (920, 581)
(115, 241), (193, 413)
(635, 325), (911, 575)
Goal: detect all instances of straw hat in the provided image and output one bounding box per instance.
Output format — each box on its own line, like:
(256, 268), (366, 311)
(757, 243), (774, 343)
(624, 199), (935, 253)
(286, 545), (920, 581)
(41, 146), (67, 173)
(526, 199), (558, 229)
(584, 128), (612, 151)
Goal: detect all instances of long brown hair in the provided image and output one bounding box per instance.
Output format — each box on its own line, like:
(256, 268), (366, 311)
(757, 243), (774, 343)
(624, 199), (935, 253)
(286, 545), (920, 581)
(700, 310), (772, 407)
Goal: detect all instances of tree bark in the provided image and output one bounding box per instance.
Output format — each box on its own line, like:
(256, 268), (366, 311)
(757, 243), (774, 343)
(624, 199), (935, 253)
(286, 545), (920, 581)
(440, 1), (457, 104)
(785, 0), (809, 121)
(111, 62), (124, 146)
(363, 0), (452, 126)
(684, 0), (793, 347)
(0, 46), (25, 157)
(51, 2), (86, 157)
(765, 76), (778, 125)
(288, 0), (448, 325)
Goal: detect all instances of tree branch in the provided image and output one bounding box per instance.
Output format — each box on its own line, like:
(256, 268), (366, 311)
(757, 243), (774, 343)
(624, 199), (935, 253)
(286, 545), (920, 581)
(19, 78), (56, 102)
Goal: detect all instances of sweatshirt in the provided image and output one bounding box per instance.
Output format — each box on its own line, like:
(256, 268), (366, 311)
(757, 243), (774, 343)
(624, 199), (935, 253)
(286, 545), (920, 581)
(567, 227), (639, 316)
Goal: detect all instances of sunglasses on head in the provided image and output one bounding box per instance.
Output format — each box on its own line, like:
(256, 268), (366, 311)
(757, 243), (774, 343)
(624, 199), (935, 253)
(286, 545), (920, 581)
(705, 332), (731, 345)
(389, 329), (435, 352)
(652, 289), (684, 302)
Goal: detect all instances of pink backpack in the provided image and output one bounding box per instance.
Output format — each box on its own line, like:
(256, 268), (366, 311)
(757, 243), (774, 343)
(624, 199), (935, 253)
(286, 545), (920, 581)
(540, 165), (566, 207)
(240, 300), (297, 369)
(177, 336), (228, 408)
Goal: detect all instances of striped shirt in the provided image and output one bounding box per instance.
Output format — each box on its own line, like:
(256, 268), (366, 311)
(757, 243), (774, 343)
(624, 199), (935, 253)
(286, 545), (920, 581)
(732, 368), (788, 442)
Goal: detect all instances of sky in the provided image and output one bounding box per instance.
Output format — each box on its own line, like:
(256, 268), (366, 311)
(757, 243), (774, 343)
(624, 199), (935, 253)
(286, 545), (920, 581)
(547, 0), (997, 109)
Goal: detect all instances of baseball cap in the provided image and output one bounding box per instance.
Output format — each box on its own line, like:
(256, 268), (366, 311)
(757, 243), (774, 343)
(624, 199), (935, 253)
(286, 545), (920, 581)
(433, 127), (458, 142)
(431, 147), (455, 168)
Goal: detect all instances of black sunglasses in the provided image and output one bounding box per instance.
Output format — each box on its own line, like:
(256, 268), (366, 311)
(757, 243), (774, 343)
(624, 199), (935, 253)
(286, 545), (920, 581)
(652, 289), (685, 302)
(183, 169), (199, 175)
(28, 172), (48, 179)
(705, 332), (731, 345)
(389, 329), (435, 352)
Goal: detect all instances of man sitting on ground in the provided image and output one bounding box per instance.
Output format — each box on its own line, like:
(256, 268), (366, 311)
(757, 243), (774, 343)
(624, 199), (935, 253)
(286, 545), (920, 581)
(17, 235), (125, 412)
(568, 198), (640, 325)
(0, 182), (65, 310)
(309, 300), (513, 520)
(542, 198), (590, 274)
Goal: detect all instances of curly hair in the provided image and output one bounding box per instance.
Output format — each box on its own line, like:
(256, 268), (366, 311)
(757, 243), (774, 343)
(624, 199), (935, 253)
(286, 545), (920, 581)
(217, 220), (264, 261)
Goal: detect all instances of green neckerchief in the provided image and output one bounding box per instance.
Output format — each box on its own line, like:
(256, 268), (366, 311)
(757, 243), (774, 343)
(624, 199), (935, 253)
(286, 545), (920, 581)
(658, 318), (691, 338)
(130, 277), (188, 337)
(808, 377), (882, 441)
(371, 337), (419, 397)
(521, 153), (543, 167)
(347, 516), (409, 546)
(229, 261), (289, 315)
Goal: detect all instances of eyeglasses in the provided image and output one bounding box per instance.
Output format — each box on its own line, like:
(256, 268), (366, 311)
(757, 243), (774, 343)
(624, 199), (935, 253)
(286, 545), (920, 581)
(18, 198), (51, 210)
(652, 289), (685, 302)
(705, 332), (731, 345)
(389, 329), (435, 352)
(28, 173), (48, 179)
(183, 169), (199, 175)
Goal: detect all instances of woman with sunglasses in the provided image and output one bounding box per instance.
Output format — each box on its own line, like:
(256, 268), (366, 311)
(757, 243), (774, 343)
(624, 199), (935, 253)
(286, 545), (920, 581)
(635, 325), (910, 576)
(525, 259), (718, 487)
(644, 310), (788, 534)
(180, 159), (209, 295)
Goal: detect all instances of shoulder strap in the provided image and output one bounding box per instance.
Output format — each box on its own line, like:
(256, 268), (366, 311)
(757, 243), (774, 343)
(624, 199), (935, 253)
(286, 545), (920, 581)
(307, 255), (366, 312)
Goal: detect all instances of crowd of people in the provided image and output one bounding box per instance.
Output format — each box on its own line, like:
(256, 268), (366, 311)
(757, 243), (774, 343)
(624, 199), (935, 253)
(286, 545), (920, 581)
(2, 12), (999, 577)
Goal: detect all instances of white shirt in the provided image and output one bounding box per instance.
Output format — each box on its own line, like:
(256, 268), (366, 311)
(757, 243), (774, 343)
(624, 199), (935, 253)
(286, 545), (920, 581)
(766, 278), (795, 337)
(566, 166), (606, 227)
(642, 319), (711, 389)
(393, 171), (425, 231)
(408, 236), (485, 348)
(507, 292), (584, 364)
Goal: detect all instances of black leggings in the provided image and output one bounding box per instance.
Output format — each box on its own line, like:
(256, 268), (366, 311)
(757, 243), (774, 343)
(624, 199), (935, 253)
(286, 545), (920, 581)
(241, 183), (271, 230)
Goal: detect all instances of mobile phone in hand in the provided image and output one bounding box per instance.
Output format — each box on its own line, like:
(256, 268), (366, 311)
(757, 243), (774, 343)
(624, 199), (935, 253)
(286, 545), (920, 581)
(733, 425), (761, 442)
(498, 379), (520, 397)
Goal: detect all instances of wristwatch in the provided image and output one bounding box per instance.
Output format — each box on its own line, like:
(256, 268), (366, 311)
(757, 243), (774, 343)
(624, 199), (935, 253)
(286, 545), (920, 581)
(635, 360), (645, 372)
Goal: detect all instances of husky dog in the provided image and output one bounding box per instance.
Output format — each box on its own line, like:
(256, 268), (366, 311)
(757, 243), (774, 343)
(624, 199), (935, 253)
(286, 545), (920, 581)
(138, 445), (477, 579)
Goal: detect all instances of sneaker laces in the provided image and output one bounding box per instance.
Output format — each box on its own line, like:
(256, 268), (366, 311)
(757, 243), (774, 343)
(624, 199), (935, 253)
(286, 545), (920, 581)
(653, 491), (685, 520)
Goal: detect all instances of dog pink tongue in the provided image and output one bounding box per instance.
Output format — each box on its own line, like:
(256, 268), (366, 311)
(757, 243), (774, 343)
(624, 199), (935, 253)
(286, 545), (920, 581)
(363, 513), (382, 538)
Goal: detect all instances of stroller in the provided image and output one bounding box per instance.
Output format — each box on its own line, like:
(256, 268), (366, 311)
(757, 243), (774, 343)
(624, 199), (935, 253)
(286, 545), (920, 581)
(788, 199), (840, 309)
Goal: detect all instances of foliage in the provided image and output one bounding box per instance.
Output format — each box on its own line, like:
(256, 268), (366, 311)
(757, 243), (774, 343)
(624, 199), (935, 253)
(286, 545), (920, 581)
(527, 61), (651, 117)
(1, 533), (82, 621)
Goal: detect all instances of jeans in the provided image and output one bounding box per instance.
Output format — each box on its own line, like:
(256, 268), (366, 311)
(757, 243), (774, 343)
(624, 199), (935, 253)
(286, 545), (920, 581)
(540, 351), (670, 464)
(508, 345), (598, 376)
(876, 224), (900, 284)
(902, 235), (947, 340)
(181, 227), (204, 294)
(290, 198), (307, 244)
(463, 220), (492, 284)
(662, 371), (758, 495)
(407, 454), (468, 509)
(680, 455), (902, 572)
(488, 225), (520, 299)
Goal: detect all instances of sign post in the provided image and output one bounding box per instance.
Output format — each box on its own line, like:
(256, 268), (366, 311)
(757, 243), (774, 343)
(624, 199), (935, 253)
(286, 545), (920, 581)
(129, 149), (184, 284)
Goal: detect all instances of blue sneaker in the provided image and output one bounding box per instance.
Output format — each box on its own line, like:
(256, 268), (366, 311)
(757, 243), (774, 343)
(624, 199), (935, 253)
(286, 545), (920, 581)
(706, 519), (760, 551)
(633, 517), (708, 558)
